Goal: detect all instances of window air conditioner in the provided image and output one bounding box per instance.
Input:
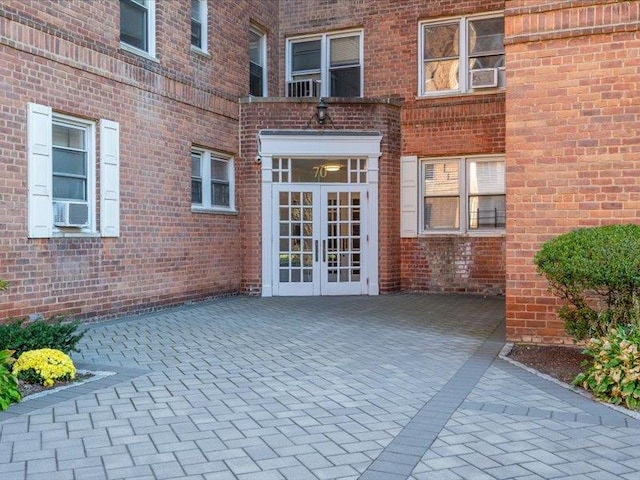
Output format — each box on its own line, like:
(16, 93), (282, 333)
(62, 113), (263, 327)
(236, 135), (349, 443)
(53, 201), (89, 228)
(470, 68), (498, 89)
(287, 79), (321, 98)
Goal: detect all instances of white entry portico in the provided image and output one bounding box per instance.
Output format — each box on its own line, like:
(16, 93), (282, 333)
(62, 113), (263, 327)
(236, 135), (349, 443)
(259, 131), (382, 296)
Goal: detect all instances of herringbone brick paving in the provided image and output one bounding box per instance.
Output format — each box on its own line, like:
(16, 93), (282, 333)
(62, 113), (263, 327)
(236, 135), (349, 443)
(1, 294), (638, 479)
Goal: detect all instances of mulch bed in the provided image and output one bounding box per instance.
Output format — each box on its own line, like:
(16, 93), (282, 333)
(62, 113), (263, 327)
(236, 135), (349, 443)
(18, 373), (93, 398)
(508, 344), (589, 385)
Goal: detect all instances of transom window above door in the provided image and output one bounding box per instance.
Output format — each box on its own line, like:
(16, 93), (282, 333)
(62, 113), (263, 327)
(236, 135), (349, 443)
(272, 158), (367, 184)
(286, 31), (363, 98)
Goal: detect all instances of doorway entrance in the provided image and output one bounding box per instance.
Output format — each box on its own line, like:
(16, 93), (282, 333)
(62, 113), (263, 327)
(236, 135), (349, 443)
(259, 131), (382, 297)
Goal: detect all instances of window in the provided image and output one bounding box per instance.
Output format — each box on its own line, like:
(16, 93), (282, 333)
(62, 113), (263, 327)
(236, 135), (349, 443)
(249, 27), (267, 96)
(27, 103), (120, 238)
(419, 14), (504, 96)
(287, 31), (362, 97)
(191, 148), (235, 212)
(53, 120), (89, 203)
(421, 156), (505, 233)
(191, 0), (207, 52)
(120, 0), (155, 56)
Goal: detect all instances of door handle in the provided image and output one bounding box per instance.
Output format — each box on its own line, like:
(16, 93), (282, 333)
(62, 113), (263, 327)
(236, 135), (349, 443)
(315, 240), (318, 262)
(323, 240), (327, 262)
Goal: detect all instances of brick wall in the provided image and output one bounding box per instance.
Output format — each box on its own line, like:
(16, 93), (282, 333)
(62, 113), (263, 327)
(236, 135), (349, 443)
(402, 95), (506, 295)
(0, 1), (279, 321)
(402, 236), (505, 294)
(0, 0), (510, 322)
(278, 0), (504, 99)
(239, 98), (403, 293)
(505, 0), (640, 343)
(278, 0), (507, 296)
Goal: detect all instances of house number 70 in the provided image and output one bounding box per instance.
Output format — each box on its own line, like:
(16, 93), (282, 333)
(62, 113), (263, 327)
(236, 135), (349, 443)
(313, 166), (328, 178)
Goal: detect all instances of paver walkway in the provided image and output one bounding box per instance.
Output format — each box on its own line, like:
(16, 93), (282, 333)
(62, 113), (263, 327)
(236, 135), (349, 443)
(1, 294), (639, 480)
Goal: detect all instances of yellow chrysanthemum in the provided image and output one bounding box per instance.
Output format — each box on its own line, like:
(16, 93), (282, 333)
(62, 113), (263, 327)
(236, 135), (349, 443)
(12, 349), (76, 387)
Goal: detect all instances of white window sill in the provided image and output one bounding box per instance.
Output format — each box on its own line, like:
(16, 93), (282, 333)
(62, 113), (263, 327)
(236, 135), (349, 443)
(191, 205), (238, 216)
(190, 45), (211, 58)
(419, 230), (505, 238)
(415, 88), (505, 100)
(119, 42), (158, 62)
(52, 229), (101, 238)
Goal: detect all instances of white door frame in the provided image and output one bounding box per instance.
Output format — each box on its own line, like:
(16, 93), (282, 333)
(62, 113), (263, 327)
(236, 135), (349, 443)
(258, 131), (382, 297)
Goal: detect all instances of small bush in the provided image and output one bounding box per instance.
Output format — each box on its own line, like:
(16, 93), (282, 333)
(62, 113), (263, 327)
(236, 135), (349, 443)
(0, 279), (8, 291)
(13, 348), (76, 387)
(534, 224), (640, 340)
(0, 317), (85, 358)
(574, 325), (640, 410)
(0, 349), (21, 411)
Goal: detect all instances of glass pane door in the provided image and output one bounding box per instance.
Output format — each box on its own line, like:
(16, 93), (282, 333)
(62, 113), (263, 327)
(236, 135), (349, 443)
(321, 186), (366, 295)
(272, 185), (367, 296)
(273, 186), (319, 295)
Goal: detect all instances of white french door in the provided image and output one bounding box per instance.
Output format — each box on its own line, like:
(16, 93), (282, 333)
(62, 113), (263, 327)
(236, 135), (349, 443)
(273, 184), (367, 296)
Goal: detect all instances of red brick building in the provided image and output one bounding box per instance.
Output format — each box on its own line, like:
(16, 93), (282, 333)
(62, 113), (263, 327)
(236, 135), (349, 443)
(505, 0), (640, 343)
(0, 1), (637, 343)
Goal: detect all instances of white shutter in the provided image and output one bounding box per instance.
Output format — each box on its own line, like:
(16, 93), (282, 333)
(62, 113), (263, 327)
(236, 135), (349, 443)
(400, 155), (418, 238)
(100, 119), (120, 237)
(27, 103), (53, 238)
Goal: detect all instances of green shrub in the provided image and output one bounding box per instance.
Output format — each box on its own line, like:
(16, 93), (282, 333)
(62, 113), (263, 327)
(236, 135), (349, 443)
(0, 349), (21, 411)
(574, 325), (640, 410)
(0, 317), (85, 358)
(0, 279), (8, 291)
(534, 224), (640, 340)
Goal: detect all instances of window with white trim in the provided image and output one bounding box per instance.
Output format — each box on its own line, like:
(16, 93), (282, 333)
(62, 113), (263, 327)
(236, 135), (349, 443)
(287, 31), (362, 97)
(191, 148), (235, 212)
(419, 14), (504, 96)
(421, 156), (505, 233)
(53, 119), (90, 204)
(27, 103), (120, 238)
(191, 0), (207, 52)
(120, 0), (155, 56)
(249, 26), (267, 96)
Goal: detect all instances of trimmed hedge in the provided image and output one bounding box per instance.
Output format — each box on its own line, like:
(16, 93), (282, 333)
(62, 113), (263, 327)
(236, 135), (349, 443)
(534, 224), (640, 340)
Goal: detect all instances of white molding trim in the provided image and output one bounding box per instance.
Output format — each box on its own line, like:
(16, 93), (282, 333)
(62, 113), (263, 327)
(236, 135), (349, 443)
(260, 154), (274, 297)
(259, 132), (381, 158)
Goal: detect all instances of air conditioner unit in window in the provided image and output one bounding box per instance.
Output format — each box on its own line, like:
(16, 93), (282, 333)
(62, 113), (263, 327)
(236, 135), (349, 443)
(470, 68), (498, 89)
(287, 79), (321, 98)
(53, 201), (89, 228)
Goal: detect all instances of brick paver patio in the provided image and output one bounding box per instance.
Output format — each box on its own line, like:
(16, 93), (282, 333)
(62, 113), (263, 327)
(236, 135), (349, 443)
(1, 294), (639, 479)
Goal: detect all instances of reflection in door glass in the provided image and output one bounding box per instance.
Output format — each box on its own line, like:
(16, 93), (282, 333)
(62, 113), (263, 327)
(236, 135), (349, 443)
(326, 191), (361, 283)
(279, 191), (314, 283)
